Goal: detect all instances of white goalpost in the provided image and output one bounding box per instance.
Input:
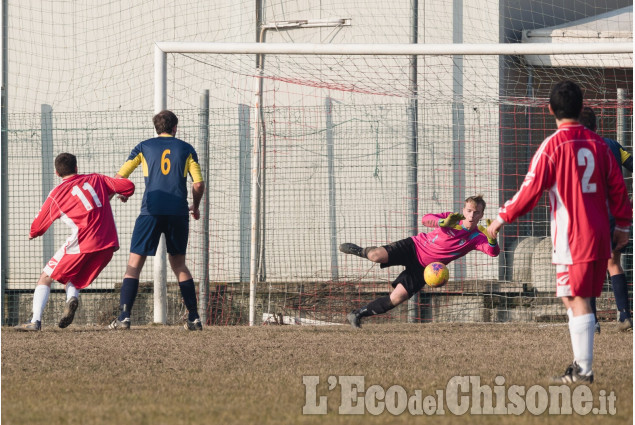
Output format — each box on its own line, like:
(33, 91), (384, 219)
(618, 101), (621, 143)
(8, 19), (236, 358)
(152, 41), (633, 326)
(154, 41), (632, 56)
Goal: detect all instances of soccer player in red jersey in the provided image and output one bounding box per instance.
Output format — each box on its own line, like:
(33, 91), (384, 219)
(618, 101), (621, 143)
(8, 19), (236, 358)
(15, 153), (135, 331)
(487, 81), (632, 383)
(341, 195), (499, 328)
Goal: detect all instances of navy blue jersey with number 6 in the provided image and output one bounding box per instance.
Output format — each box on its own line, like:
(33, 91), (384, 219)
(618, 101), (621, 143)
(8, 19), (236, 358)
(118, 135), (203, 216)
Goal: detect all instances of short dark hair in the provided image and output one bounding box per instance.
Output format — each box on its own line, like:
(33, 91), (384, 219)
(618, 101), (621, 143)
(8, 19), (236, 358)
(153, 110), (178, 135)
(465, 194), (486, 211)
(55, 153), (77, 177)
(578, 106), (597, 131)
(549, 81), (583, 120)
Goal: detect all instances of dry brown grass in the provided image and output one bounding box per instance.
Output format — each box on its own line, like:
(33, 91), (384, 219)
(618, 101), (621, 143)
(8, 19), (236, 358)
(1, 323), (632, 425)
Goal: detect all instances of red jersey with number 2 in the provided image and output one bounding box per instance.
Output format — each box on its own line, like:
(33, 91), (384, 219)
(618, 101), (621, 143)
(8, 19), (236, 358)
(30, 174), (135, 254)
(497, 123), (632, 264)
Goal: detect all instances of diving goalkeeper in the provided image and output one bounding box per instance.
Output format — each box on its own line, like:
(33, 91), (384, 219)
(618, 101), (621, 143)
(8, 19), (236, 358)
(340, 194), (499, 328)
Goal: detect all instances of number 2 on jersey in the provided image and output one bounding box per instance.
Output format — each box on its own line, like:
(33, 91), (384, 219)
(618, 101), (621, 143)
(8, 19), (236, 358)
(577, 148), (597, 193)
(71, 182), (103, 211)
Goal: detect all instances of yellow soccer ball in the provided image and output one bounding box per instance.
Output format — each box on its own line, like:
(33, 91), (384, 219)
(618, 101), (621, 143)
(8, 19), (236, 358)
(424, 262), (449, 288)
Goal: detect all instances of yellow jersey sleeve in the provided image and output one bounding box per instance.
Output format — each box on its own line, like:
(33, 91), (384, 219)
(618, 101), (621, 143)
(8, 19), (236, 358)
(184, 154), (204, 183)
(620, 147), (631, 165)
(118, 154), (144, 178)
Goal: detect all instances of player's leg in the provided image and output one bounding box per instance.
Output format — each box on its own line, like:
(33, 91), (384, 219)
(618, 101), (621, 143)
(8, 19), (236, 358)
(111, 215), (159, 329)
(339, 243), (387, 263)
(589, 297), (600, 334)
(366, 247), (389, 263)
(59, 248), (114, 328)
(608, 222), (632, 330)
(551, 261), (605, 384)
(168, 253), (193, 282)
(561, 295), (595, 380)
(32, 274), (54, 326)
(608, 251), (632, 330)
(168, 253), (201, 330)
(341, 238), (417, 265)
(58, 283), (79, 329)
(111, 253), (146, 328)
(66, 282), (80, 301)
(346, 239), (422, 328)
(15, 272), (54, 331)
(17, 245), (74, 331)
(167, 215), (202, 331)
(347, 284), (409, 329)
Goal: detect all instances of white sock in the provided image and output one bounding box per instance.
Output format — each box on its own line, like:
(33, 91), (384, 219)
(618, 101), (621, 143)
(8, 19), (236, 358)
(66, 282), (80, 301)
(568, 313), (595, 375)
(32, 285), (51, 322)
(566, 308), (573, 321)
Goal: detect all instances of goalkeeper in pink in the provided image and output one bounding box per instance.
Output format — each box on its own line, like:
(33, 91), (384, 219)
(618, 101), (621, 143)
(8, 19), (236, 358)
(340, 194), (499, 329)
(487, 81), (632, 384)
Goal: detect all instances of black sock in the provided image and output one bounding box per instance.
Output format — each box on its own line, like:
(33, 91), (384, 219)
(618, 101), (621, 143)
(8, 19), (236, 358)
(118, 278), (139, 320)
(611, 274), (631, 321)
(590, 297), (597, 322)
(179, 279), (200, 321)
(358, 295), (395, 318)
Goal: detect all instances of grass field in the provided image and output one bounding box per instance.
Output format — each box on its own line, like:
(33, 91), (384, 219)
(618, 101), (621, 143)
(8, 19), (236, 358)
(2, 323), (632, 424)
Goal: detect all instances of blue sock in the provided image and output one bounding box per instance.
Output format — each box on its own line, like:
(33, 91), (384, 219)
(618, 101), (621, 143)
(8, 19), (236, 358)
(178, 279), (200, 321)
(611, 274), (631, 321)
(589, 297), (597, 323)
(118, 278), (139, 320)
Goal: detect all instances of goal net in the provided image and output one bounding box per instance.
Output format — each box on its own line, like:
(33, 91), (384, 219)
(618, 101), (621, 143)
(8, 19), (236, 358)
(156, 41), (632, 326)
(3, 1), (633, 327)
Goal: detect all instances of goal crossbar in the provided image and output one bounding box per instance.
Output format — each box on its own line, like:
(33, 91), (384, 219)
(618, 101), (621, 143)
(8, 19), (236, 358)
(155, 41), (633, 56)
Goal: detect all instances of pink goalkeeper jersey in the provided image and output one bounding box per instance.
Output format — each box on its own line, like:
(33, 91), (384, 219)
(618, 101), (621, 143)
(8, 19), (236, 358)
(412, 212), (500, 266)
(30, 174), (135, 254)
(497, 122), (632, 265)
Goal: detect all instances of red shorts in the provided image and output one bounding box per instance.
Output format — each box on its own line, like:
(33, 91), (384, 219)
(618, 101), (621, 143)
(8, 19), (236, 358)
(44, 246), (116, 289)
(555, 259), (608, 298)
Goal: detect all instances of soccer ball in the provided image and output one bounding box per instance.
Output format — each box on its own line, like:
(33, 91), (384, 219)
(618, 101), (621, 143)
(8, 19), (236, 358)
(424, 262), (449, 288)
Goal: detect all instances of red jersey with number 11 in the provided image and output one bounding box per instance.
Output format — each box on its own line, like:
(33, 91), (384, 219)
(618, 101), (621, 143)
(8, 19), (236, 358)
(30, 174), (135, 254)
(497, 123), (632, 264)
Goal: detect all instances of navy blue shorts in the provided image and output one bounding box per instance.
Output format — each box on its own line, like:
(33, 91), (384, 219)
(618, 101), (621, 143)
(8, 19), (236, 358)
(130, 215), (189, 256)
(380, 237), (426, 297)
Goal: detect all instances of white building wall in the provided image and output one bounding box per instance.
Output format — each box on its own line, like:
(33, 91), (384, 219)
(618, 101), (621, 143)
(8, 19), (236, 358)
(6, 0), (503, 287)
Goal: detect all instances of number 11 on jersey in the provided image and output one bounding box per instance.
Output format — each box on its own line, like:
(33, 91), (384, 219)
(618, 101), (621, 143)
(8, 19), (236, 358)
(71, 182), (103, 211)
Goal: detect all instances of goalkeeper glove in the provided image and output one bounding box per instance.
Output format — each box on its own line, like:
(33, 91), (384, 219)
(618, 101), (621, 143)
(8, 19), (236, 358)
(439, 213), (464, 228)
(478, 219), (497, 245)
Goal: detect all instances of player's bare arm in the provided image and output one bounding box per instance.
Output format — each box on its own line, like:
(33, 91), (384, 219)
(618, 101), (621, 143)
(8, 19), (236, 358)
(486, 218), (503, 241)
(477, 219), (498, 245)
(613, 227), (630, 252)
(190, 181), (205, 220)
